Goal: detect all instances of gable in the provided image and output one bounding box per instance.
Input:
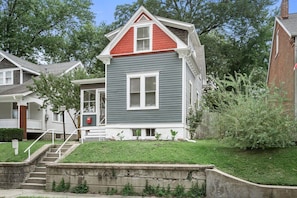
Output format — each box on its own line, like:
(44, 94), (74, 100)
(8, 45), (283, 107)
(110, 20), (177, 56)
(0, 58), (18, 69)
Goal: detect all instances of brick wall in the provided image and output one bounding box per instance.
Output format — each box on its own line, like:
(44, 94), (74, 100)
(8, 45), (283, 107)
(268, 22), (295, 114)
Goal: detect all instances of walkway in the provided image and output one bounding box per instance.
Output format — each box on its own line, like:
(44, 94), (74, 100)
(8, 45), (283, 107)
(0, 189), (145, 198)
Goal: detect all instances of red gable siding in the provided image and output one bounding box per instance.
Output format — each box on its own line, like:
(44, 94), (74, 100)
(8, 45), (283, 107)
(153, 24), (177, 50)
(111, 27), (134, 55)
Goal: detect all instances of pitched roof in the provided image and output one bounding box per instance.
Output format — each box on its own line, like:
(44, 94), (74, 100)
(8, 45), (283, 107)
(276, 13), (297, 37)
(0, 51), (83, 98)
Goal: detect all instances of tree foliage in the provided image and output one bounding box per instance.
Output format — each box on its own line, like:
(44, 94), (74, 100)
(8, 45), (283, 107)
(0, 0), (108, 72)
(28, 68), (102, 128)
(205, 73), (296, 149)
(113, 0), (277, 78)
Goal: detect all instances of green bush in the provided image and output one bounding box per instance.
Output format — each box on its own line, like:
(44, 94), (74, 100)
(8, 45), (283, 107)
(71, 181), (89, 193)
(0, 128), (23, 142)
(209, 73), (296, 149)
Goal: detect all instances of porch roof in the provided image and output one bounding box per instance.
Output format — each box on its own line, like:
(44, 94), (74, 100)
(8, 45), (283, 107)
(72, 78), (105, 85)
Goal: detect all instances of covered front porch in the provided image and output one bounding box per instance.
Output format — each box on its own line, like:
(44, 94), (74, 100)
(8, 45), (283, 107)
(0, 98), (46, 138)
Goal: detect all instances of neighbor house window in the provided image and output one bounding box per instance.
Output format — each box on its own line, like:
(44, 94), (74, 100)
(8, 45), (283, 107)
(53, 112), (63, 122)
(135, 25), (151, 52)
(132, 129), (141, 136)
(0, 70), (13, 85)
(83, 90), (96, 113)
(127, 72), (159, 110)
(146, 128), (155, 136)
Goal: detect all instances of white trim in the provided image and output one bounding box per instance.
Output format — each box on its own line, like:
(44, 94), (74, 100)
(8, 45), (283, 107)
(276, 17), (292, 38)
(133, 23), (153, 53)
(20, 69), (23, 84)
(72, 78), (105, 85)
(275, 29), (279, 58)
(63, 61), (84, 74)
(182, 57), (187, 125)
(126, 71), (159, 110)
(105, 63), (108, 124)
(106, 123), (184, 129)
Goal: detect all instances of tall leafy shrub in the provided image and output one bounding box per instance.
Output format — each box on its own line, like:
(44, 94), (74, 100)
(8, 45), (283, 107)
(207, 72), (296, 149)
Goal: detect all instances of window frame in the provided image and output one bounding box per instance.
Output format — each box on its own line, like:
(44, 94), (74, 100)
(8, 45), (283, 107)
(52, 112), (63, 123)
(189, 81), (193, 106)
(0, 70), (13, 85)
(82, 89), (97, 114)
(146, 128), (155, 137)
(134, 23), (153, 53)
(127, 72), (159, 110)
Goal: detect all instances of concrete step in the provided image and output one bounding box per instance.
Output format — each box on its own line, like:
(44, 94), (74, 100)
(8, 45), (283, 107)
(21, 183), (45, 190)
(30, 172), (46, 178)
(42, 157), (58, 162)
(35, 167), (46, 172)
(49, 148), (67, 153)
(46, 152), (59, 158)
(25, 177), (46, 184)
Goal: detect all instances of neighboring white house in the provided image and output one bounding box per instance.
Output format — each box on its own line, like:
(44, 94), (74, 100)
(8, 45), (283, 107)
(0, 50), (82, 139)
(74, 6), (207, 141)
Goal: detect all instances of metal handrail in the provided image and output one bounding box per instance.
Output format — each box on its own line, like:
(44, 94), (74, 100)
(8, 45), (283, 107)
(55, 128), (79, 158)
(24, 129), (55, 160)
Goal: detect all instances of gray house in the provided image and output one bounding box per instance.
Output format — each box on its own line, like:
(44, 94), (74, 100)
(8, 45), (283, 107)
(0, 50), (82, 139)
(75, 6), (206, 141)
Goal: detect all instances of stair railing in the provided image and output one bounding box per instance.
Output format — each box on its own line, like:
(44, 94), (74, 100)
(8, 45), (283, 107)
(55, 128), (79, 159)
(24, 129), (55, 161)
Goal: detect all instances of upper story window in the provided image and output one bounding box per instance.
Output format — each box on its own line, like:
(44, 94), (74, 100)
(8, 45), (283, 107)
(83, 90), (96, 113)
(135, 25), (152, 52)
(0, 70), (13, 85)
(53, 112), (63, 122)
(127, 72), (159, 110)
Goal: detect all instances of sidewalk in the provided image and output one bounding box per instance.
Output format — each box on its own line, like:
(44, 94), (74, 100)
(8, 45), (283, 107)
(0, 189), (145, 198)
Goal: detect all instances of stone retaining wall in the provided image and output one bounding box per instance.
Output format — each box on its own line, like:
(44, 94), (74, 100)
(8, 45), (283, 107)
(0, 144), (51, 188)
(206, 169), (297, 198)
(46, 163), (214, 193)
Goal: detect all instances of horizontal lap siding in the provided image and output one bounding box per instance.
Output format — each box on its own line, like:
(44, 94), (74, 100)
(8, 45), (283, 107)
(107, 52), (182, 124)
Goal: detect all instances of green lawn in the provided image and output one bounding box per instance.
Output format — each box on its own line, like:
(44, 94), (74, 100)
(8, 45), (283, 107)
(0, 140), (50, 162)
(63, 140), (297, 186)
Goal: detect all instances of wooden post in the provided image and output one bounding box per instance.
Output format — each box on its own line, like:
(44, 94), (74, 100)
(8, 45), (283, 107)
(19, 105), (27, 140)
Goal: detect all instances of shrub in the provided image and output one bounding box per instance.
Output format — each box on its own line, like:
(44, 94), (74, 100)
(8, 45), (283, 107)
(187, 102), (203, 139)
(71, 181), (89, 193)
(121, 183), (134, 196)
(52, 178), (70, 192)
(0, 128), (23, 142)
(210, 73), (296, 149)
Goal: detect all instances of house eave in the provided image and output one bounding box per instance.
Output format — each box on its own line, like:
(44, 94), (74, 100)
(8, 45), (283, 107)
(72, 78), (105, 85)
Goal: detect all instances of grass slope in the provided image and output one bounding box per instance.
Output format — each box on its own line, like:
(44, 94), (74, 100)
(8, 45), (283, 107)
(0, 141), (49, 162)
(63, 140), (297, 186)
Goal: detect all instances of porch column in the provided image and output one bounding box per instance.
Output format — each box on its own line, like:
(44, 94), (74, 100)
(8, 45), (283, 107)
(19, 104), (27, 140)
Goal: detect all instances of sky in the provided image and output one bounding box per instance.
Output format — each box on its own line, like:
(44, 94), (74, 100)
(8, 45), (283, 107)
(91, 0), (297, 25)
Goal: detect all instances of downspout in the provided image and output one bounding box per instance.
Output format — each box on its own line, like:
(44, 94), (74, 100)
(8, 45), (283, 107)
(295, 37), (297, 117)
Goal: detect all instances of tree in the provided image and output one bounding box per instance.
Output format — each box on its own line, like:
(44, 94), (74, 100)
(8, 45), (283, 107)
(113, 0), (277, 79)
(28, 68), (102, 128)
(0, 0), (94, 63)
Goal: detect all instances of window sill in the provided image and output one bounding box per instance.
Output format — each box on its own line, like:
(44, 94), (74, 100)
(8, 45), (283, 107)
(127, 106), (159, 111)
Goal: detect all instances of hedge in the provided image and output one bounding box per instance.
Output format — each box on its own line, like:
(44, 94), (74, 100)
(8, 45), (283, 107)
(0, 128), (23, 142)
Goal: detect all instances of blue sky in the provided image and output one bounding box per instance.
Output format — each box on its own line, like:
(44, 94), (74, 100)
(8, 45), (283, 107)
(91, 0), (297, 25)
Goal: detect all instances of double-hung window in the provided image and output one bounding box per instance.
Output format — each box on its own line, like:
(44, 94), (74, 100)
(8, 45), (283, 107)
(83, 90), (96, 113)
(135, 25), (151, 52)
(127, 72), (159, 110)
(53, 112), (63, 122)
(0, 70), (13, 85)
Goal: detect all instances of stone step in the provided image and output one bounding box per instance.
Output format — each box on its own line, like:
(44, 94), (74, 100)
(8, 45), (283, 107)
(35, 167), (46, 172)
(49, 148), (67, 153)
(30, 172), (46, 178)
(21, 183), (45, 190)
(46, 152), (59, 158)
(25, 177), (46, 184)
(42, 157), (58, 162)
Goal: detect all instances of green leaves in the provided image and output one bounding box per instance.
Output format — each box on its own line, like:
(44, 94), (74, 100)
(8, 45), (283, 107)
(208, 73), (296, 149)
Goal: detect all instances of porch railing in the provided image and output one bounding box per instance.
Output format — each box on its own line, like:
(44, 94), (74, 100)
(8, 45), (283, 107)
(24, 129), (55, 161)
(55, 128), (79, 159)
